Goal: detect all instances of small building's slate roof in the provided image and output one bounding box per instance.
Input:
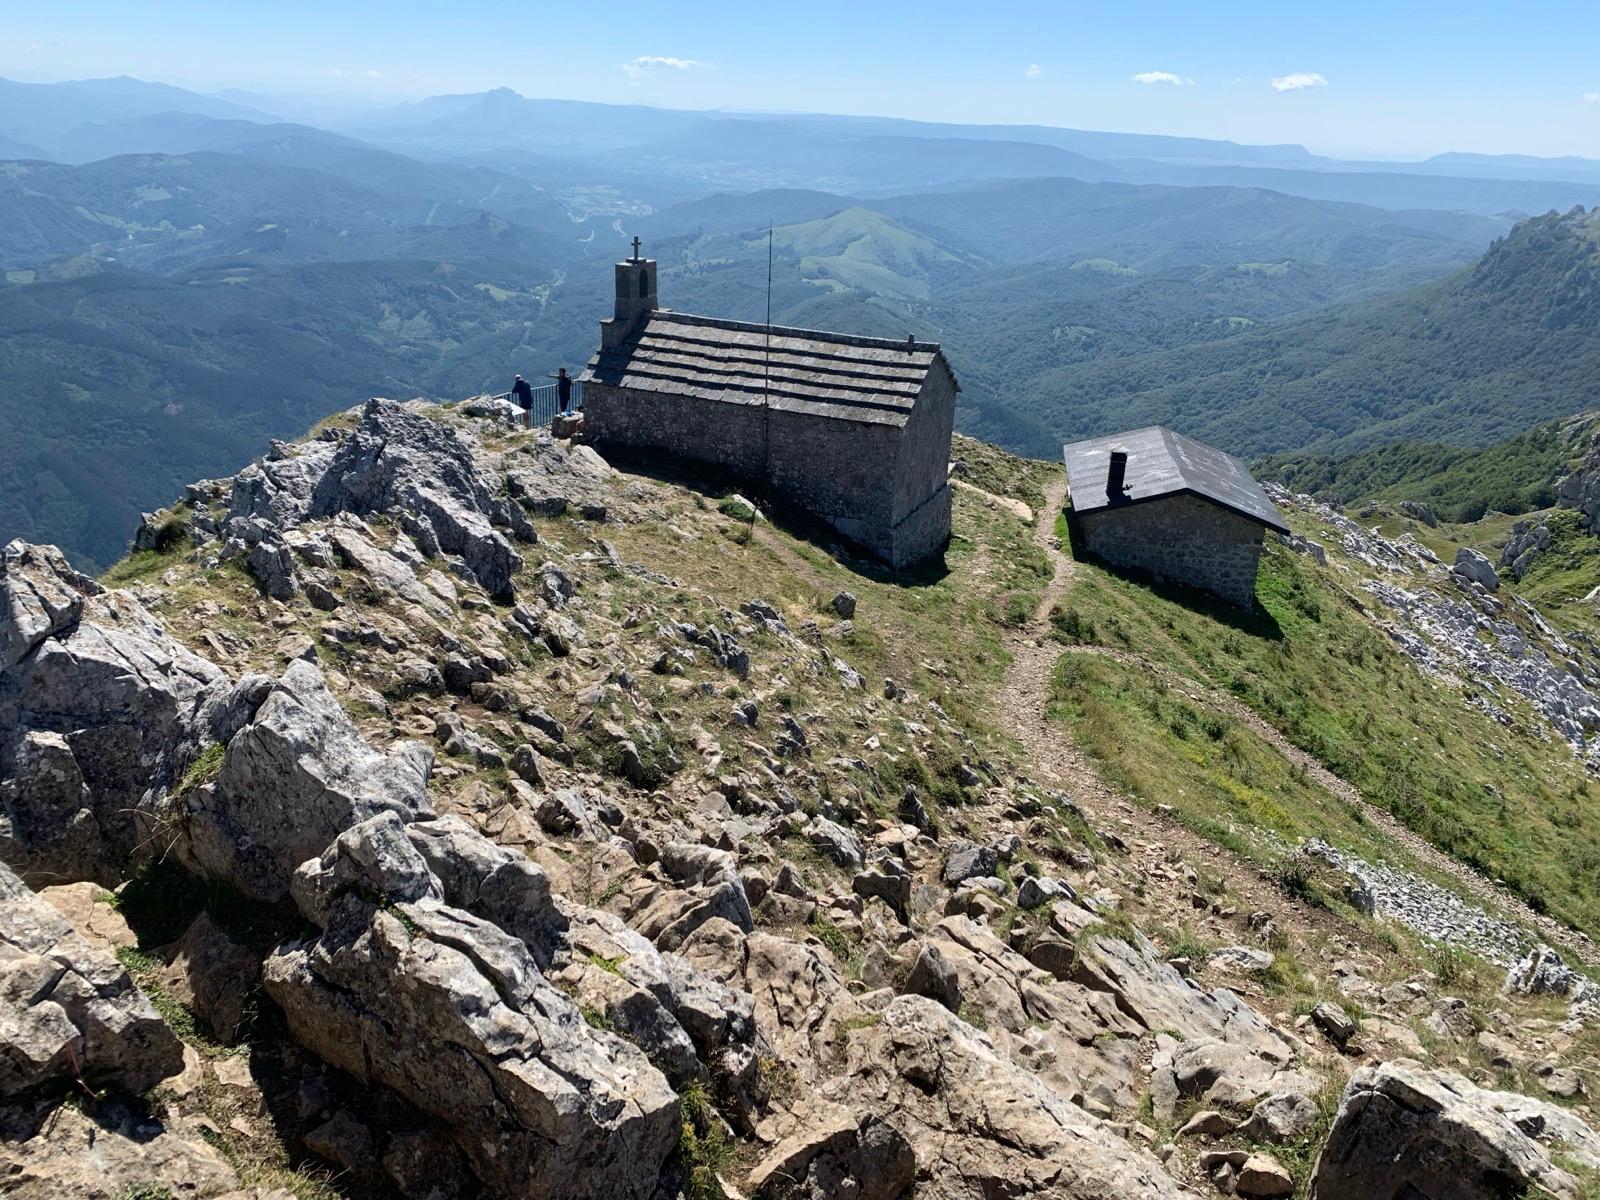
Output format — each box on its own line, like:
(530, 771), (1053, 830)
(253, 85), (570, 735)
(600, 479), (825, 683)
(580, 310), (957, 428)
(1062, 425), (1289, 534)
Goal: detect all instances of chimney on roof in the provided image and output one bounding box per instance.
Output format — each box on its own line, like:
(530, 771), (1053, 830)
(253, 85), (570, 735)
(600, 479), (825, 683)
(602, 238), (658, 350)
(1106, 446), (1129, 499)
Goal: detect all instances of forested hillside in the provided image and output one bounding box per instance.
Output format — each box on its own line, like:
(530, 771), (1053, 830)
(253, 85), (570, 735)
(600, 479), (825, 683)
(0, 151), (1512, 569)
(1001, 206), (1600, 460)
(1257, 410), (1600, 521)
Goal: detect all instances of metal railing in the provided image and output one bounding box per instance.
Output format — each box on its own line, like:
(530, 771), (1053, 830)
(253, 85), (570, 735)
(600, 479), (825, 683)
(493, 380), (583, 429)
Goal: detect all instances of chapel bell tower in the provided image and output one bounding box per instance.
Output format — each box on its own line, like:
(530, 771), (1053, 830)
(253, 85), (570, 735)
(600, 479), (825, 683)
(602, 237), (658, 349)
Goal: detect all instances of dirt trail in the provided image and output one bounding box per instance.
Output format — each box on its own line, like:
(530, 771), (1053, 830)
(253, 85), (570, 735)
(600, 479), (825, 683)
(995, 480), (1595, 968)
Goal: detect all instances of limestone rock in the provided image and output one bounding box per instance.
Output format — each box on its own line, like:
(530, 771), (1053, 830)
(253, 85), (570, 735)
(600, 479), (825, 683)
(942, 844), (997, 884)
(0, 540), (100, 670)
(263, 892), (679, 1200)
(828, 995), (1193, 1198)
(1241, 1091), (1320, 1143)
(1310, 1061), (1600, 1200)
(1, 541), (251, 887)
(182, 659), (434, 902)
(747, 1103), (915, 1200)
(1451, 547), (1500, 592)
(0, 1099), (241, 1199)
(1236, 1151), (1294, 1197)
(156, 912), (261, 1043)
(36, 883), (134, 953)
(1207, 945), (1274, 974)
(1310, 1000), (1356, 1047)
(903, 943), (961, 1012)
(0, 860), (183, 1097)
(309, 399), (523, 595)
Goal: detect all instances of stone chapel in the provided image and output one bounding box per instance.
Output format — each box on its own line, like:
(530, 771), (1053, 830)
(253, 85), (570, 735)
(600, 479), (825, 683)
(579, 242), (959, 567)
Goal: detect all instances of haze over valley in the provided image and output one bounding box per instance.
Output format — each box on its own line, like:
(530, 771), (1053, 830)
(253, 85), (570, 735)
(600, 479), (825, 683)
(2, 75), (1599, 567)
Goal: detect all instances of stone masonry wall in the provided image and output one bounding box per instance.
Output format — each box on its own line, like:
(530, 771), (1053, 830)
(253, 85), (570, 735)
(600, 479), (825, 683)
(767, 408), (898, 555)
(582, 384), (768, 480)
(584, 380), (950, 568)
(1078, 493), (1266, 608)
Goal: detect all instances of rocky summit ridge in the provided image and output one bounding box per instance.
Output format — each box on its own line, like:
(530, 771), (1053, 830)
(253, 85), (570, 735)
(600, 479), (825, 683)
(4, 397), (1600, 1199)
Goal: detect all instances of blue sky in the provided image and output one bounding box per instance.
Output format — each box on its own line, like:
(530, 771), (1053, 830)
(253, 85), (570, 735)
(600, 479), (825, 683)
(5, 0), (1600, 158)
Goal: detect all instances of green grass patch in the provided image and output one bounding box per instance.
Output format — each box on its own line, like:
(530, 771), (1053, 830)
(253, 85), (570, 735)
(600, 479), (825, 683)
(1048, 541), (1600, 937)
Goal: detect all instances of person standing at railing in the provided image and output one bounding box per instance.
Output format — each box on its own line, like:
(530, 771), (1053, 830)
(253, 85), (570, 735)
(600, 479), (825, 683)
(511, 374), (534, 428)
(551, 367), (573, 414)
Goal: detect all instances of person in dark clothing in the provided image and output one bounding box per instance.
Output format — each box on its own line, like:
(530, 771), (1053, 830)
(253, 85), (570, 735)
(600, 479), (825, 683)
(551, 367), (573, 414)
(511, 374), (533, 428)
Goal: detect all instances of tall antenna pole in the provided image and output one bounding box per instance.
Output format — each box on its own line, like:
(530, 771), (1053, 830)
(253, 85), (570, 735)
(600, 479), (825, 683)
(764, 226), (773, 409)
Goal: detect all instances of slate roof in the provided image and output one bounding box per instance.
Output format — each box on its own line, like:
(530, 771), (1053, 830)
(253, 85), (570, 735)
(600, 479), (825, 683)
(1062, 425), (1289, 535)
(580, 310), (957, 428)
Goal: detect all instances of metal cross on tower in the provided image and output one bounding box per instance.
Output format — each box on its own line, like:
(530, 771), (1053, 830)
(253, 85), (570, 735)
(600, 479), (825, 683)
(630, 236), (642, 260)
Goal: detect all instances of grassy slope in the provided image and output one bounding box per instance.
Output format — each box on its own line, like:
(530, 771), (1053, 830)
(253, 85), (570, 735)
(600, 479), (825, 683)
(1049, 532), (1600, 936)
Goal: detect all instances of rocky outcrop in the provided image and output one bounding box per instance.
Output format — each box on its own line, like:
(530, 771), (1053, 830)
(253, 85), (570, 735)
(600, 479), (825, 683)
(181, 659), (433, 902)
(308, 399), (527, 594)
(747, 1103), (916, 1200)
(1451, 547), (1500, 591)
(155, 913), (260, 1044)
(263, 815), (680, 1200)
(827, 995), (1196, 1199)
(227, 437), (339, 532)
(0, 539), (255, 886)
(0, 1100), (246, 1200)
(1310, 1061), (1600, 1200)
(1557, 433), (1600, 534)
(0, 860), (182, 1097)
(1498, 519), (1551, 580)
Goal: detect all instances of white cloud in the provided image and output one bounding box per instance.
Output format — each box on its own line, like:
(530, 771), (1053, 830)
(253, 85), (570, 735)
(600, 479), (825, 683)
(329, 68), (350, 77)
(366, 68), (383, 79)
(1132, 70), (1186, 86)
(1024, 63), (1043, 79)
(25, 43), (40, 53)
(1271, 72), (1327, 92)
(623, 55), (705, 80)
(1586, 92), (1600, 105)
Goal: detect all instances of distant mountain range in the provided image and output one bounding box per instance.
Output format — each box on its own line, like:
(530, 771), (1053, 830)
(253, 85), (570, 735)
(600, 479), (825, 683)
(4, 74), (1600, 569)
(6, 77), (1600, 213)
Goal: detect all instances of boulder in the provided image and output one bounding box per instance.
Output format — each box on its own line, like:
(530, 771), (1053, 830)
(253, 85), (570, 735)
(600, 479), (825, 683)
(182, 659), (433, 902)
(308, 399), (523, 595)
(902, 943), (962, 1013)
(156, 912), (261, 1043)
(0, 1100), (242, 1200)
(1451, 547), (1500, 592)
(1236, 1152), (1294, 1197)
(1241, 1091), (1320, 1143)
(1, 541), (254, 887)
(0, 541), (99, 670)
(1310, 1061), (1600, 1200)
(942, 844), (997, 885)
(747, 1103), (915, 1200)
(1311, 1000), (1357, 1047)
(806, 816), (863, 869)
(227, 438), (338, 531)
(828, 995), (1193, 1198)
(1208, 945), (1275, 974)
(264, 890), (679, 1200)
(0, 861), (182, 1097)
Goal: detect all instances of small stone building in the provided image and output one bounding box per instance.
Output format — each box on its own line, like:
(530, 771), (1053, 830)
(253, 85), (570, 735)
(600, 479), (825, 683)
(579, 245), (959, 567)
(1062, 426), (1288, 608)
